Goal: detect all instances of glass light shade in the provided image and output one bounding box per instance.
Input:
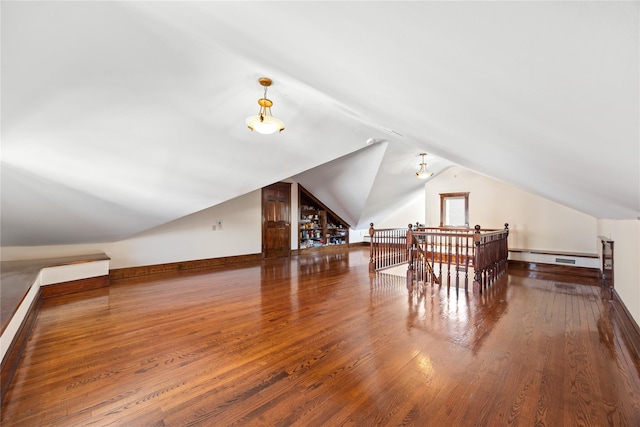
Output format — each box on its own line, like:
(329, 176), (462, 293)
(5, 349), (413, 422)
(246, 114), (285, 134)
(416, 164), (433, 179)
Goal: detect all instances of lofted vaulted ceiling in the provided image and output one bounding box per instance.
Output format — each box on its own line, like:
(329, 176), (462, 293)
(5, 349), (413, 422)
(1, 1), (638, 247)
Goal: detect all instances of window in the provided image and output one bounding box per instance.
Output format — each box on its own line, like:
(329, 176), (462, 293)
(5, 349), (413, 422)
(439, 192), (469, 227)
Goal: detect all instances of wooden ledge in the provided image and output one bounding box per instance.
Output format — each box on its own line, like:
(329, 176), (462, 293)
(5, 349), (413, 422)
(1, 253), (111, 334)
(508, 260), (601, 285)
(1, 253), (111, 402)
(509, 248), (598, 259)
(509, 248), (598, 258)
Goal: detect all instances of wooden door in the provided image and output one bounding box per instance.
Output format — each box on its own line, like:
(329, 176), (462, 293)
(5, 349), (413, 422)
(262, 182), (291, 258)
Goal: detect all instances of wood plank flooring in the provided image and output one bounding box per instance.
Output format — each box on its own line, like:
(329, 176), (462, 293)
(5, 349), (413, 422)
(2, 247), (640, 426)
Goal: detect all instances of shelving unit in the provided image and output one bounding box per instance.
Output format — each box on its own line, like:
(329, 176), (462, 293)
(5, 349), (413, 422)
(298, 185), (350, 251)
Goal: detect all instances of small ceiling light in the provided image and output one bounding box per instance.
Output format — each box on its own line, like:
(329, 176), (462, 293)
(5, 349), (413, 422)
(416, 153), (433, 179)
(246, 77), (285, 134)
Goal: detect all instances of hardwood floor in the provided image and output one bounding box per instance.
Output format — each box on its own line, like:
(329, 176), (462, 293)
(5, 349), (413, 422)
(2, 247), (640, 426)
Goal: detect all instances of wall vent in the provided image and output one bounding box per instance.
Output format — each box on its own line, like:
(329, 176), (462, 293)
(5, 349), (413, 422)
(555, 258), (576, 264)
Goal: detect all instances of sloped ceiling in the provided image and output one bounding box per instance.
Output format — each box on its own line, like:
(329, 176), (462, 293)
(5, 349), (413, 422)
(1, 1), (638, 247)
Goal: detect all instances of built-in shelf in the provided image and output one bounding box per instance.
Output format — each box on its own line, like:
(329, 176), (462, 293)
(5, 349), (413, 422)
(298, 185), (350, 251)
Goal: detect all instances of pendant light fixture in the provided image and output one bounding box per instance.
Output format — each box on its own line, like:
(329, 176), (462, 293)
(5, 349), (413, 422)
(246, 77), (285, 134)
(416, 153), (433, 179)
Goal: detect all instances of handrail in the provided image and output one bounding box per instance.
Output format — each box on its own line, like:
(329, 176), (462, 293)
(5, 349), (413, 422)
(472, 224), (510, 292)
(370, 223), (509, 293)
(368, 223), (409, 272)
(409, 241), (439, 285)
(408, 225), (476, 290)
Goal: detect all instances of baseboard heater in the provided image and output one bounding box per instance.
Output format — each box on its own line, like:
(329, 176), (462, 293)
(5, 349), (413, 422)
(508, 249), (598, 269)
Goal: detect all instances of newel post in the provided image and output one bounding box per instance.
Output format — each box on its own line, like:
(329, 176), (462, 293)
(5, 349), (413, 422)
(406, 224), (414, 287)
(407, 224), (415, 267)
(473, 224), (482, 293)
(406, 223), (414, 252)
(505, 223), (510, 251)
(503, 223), (510, 271)
(369, 223), (375, 272)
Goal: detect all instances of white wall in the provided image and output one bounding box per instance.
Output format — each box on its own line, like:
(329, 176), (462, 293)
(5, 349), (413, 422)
(375, 190), (425, 230)
(1, 190), (263, 269)
(349, 188), (426, 243)
(597, 219), (640, 324)
(107, 190), (263, 268)
(2, 181), (313, 267)
(425, 167), (599, 254)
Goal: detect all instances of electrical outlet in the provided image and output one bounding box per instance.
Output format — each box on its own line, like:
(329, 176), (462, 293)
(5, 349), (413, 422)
(212, 225), (217, 231)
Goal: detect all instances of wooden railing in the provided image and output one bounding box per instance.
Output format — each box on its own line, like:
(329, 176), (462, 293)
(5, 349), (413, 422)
(408, 226), (478, 290)
(368, 224), (409, 272)
(470, 224), (510, 292)
(369, 223), (509, 293)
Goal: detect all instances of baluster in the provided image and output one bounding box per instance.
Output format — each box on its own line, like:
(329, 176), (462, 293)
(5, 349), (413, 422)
(454, 234), (460, 289)
(383, 229), (388, 268)
(429, 233), (435, 284)
(502, 223), (509, 275)
(464, 233), (470, 291)
(446, 234), (452, 287)
(369, 223), (375, 272)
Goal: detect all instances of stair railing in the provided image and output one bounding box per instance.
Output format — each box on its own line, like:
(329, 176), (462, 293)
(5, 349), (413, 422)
(370, 223), (509, 293)
(368, 223), (410, 272)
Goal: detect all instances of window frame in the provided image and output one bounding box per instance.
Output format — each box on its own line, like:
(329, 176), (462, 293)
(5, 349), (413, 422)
(439, 192), (470, 227)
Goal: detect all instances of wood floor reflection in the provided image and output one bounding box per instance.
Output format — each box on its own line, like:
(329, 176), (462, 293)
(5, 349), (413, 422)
(2, 247), (639, 426)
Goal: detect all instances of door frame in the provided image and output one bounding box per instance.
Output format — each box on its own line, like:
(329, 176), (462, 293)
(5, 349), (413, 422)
(262, 182), (292, 258)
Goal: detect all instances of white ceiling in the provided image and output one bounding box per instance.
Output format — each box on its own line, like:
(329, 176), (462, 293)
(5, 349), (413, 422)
(1, 1), (638, 247)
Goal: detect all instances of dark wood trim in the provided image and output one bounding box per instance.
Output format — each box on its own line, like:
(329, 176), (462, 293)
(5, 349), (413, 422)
(610, 288), (640, 369)
(508, 260), (600, 283)
(439, 192), (469, 227)
(109, 253), (262, 281)
(40, 275), (110, 299)
(1, 288), (43, 402)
